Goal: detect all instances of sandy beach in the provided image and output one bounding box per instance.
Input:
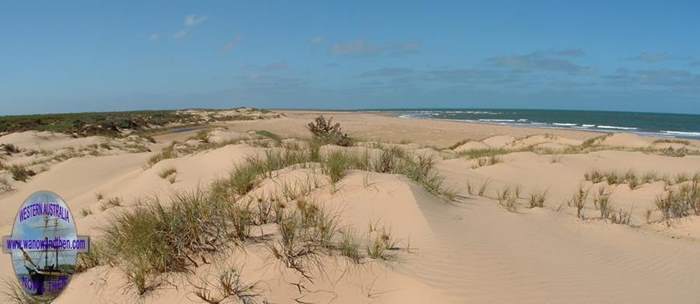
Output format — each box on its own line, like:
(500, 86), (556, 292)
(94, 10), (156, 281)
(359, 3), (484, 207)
(1, 109), (700, 303)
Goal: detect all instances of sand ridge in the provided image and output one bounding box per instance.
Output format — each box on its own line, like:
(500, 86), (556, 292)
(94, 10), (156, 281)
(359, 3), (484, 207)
(1, 110), (700, 303)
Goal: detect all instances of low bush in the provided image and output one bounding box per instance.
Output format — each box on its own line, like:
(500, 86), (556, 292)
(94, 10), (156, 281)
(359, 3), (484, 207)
(9, 164), (35, 182)
(307, 115), (353, 146)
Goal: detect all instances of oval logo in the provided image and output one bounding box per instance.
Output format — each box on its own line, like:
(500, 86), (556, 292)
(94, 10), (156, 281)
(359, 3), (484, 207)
(4, 191), (83, 301)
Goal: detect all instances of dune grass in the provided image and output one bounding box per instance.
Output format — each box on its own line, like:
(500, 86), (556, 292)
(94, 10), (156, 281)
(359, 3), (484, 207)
(147, 143), (176, 167)
(470, 154), (502, 169)
(99, 197), (122, 211)
(653, 138), (690, 145)
(366, 223), (399, 260)
(569, 185), (590, 219)
(323, 150), (355, 184)
(100, 189), (251, 294)
(0, 177), (12, 193)
(592, 186), (612, 219)
(528, 190), (547, 208)
(255, 130), (282, 144)
(8, 164), (35, 182)
(192, 266), (262, 304)
(496, 187), (518, 212)
(81, 208), (93, 217)
(655, 181), (700, 223)
(457, 148), (510, 160)
(158, 167), (177, 179)
(83, 139), (455, 295)
(584, 169), (699, 188)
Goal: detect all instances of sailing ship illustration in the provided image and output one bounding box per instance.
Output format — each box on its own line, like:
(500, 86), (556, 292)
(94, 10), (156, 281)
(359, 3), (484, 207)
(17, 214), (74, 296)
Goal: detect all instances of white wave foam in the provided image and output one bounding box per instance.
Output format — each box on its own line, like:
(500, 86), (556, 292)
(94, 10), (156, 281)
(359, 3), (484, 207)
(553, 123), (577, 127)
(478, 119), (515, 122)
(661, 130), (700, 137)
(596, 125), (638, 130)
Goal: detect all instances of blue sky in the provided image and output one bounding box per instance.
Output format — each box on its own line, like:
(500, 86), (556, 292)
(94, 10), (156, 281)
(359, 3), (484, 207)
(2, 1), (700, 115)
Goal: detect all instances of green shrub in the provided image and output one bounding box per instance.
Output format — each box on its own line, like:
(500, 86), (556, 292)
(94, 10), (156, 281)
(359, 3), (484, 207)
(307, 115), (352, 146)
(9, 164), (35, 182)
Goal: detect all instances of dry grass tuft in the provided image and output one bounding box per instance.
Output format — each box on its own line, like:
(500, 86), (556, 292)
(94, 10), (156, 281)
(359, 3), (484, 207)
(569, 185), (590, 219)
(0, 177), (12, 193)
(496, 186), (518, 212)
(366, 223), (399, 260)
(158, 167), (177, 179)
(9, 164), (35, 182)
(100, 197), (122, 211)
(192, 266), (263, 304)
(529, 190), (547, 208)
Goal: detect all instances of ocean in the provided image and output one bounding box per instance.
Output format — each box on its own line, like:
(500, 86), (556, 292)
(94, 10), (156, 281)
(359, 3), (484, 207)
(373, 109), (700, 139)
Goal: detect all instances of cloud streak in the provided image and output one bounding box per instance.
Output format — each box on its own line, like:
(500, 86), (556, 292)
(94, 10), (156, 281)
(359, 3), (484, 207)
(627, 52), (670, 63)
(331, 40), (420, 57)
(173, 14), (208, 39)
(487, 50), (590, 74)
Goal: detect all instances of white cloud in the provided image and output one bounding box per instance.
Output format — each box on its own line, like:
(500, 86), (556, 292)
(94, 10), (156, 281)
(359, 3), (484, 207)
(310, 36), (324, 44)
(331, 40), (421, 57)
(184, 15), (208, 27)
(223, 35), (241, 52)
(173, 14), (208, 39)
(173, 30), (189, 39)
(149, 33), (160, 41)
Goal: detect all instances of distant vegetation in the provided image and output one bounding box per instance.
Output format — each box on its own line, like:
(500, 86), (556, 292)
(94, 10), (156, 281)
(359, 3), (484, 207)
(0, 108), (267, 138)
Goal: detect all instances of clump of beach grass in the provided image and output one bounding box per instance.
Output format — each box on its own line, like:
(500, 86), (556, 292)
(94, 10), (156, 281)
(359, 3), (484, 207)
(9, 164), (35, 182)
(1, 144), (21, 154)
(458, 148), (509, 160)
(322, 150), (354, 184)
(569, 185), (590, 219)
(654, 182), (700, 224)
(101, 189), (248, 294)
(147, 143), (176, 167)
(593, 186), (612, 219)
(158, 167), (177, 184)
(100, 197), (122, 211)
(338, 229), (362, 263)
(609, 208), (632, 225)
(158, 167), (177, 179)
(529, 190), (547, 208)
(0, 177), (12, 193)
(478, 179), (491, 196)
(472, 155), (502, 168)
(81, 208), (93, 217)
(366, 222), (399, 260)
(496, 186), (517, 212)
(192, 265), (263, 304)
(75, 242), (105, 273)
(255, 130), (282, 144)
(653, 138), (690, 145)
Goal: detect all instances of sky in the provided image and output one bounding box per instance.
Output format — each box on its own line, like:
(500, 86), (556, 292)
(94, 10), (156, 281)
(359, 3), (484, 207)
(2, 1), (700, 115)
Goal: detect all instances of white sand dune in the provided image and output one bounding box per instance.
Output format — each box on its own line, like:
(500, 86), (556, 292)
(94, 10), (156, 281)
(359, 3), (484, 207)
(2, 111), (700, 303)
